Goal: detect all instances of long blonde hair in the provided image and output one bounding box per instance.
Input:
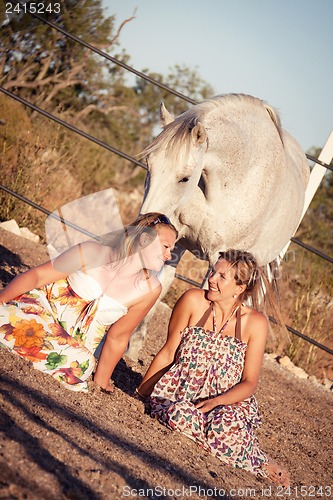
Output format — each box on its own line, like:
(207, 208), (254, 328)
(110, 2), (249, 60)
(218, 249), (286, 334)
(99, 212), (178, 269)
(218, 249), (261, 307)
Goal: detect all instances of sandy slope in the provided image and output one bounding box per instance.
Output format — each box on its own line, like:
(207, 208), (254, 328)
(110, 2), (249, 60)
(0, 228), (332, 500)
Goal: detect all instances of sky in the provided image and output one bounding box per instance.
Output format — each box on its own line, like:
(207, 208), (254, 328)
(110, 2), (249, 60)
(103, 0), (333, 154)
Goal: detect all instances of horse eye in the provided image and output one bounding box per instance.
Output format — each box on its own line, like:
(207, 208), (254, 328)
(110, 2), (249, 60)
(179, 177), (190, 183)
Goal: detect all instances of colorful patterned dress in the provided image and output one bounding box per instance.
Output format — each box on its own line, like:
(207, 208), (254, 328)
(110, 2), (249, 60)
(0, 270), (127, 392)
(150, 309), (269, 477)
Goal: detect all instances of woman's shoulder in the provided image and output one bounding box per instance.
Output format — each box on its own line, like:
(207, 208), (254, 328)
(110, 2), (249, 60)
(177, 288), (208, 307)
(79, 240), (111, 266)
(79, 240), (106, 254)
(127, 274), (162, 309)
(242, 305), (267, 320)
(148, 274), (163, 297)
(241, 305), (268, 337)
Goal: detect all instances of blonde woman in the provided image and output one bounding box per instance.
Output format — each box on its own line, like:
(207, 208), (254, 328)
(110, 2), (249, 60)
(137, 249), (290, 486)
(0, 213), (177, 393)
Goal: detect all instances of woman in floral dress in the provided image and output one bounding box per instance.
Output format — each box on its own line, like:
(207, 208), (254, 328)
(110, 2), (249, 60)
(0, 213), (177, 392)
(137, 249), (290, 486)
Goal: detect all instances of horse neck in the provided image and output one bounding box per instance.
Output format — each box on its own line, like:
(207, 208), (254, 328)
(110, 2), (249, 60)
(201, 101), (284, 180)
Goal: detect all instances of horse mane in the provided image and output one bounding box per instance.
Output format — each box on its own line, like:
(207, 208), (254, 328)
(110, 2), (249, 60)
(139, 94), (283, 160)
(263, 103), (283, 143)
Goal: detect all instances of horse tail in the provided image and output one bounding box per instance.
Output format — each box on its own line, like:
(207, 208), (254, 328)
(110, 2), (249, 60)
(264, 104), (284, 145)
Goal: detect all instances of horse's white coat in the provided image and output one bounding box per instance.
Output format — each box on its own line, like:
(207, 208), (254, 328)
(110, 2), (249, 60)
(141, 94), (309, 266)
(127, 95), (310, 361)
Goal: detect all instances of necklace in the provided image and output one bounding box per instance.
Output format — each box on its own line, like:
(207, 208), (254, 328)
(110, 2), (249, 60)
(212, 303), (240, 334)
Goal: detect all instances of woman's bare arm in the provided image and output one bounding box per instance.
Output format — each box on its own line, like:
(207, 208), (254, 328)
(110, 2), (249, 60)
(0, 241), (102, 303)
(93, 284), (162, 390)
(137, 288), (201, 398)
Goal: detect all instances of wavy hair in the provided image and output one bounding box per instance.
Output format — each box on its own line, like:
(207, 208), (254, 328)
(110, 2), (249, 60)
(218, 249), (261, 306)
(99, 212), (178, 269)
(218, 249), (287, 336)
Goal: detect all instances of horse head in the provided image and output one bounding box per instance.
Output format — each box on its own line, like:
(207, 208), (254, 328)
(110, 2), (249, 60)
(141, 103), (209, 242)
(141, 94), (309, 266)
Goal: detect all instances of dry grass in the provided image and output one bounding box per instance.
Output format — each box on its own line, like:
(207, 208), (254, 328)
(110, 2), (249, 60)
(0, 95), (82, 235)
(279, 245), (333, 380)
(0, 95), (332, 382)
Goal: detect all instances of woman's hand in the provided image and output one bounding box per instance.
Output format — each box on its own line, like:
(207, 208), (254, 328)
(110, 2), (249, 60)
(196, 310), (269, 409)
(195, 398), (220, 413)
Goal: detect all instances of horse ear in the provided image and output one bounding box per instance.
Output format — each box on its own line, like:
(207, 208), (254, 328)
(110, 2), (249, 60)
(191, 122), (207, 146)
(160, 102), (174, 127)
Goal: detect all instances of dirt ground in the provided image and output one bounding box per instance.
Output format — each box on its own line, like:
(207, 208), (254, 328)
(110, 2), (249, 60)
(0, 228), (332, 500)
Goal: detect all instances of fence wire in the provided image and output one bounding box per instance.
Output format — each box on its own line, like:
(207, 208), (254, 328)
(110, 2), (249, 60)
(0, 181), (332, 357)
(1, 10), (332, 356)
(1, 85), (332, 264)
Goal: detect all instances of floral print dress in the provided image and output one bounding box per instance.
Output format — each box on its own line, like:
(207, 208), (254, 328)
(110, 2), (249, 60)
(150, 307), (269, 477)
(0, 271), (127, 392)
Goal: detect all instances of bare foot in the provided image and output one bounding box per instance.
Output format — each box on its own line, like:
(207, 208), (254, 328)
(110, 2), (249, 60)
(264, 459), (290, 487)
(99, 382), (114, 394)
(92, 377), (114, 393)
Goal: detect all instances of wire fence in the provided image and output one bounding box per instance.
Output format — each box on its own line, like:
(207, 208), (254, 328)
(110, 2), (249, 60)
(1, 85), (332, 265)
(0, 9), (332, 356)
(1, 177), (332, 357)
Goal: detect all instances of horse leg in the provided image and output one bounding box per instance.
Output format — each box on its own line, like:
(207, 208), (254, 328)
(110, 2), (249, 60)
(125, 241), (187, 361)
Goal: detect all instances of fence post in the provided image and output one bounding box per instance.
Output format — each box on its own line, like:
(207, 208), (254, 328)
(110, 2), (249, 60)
(281, 129), (333, 258)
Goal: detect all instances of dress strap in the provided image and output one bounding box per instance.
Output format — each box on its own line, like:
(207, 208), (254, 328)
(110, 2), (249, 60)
(235, 306), (242, 341)
(212, 304), (240, 334)
(196, 304), (213, 328)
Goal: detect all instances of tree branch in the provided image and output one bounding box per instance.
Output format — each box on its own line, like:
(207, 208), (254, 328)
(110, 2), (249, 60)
(75, 104), (140, 121)
(36, 54), (53, 82)
(110, 9), (137, 45)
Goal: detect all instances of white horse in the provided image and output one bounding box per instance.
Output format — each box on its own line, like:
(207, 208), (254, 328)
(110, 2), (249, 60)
(126, 94), (309, 359)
